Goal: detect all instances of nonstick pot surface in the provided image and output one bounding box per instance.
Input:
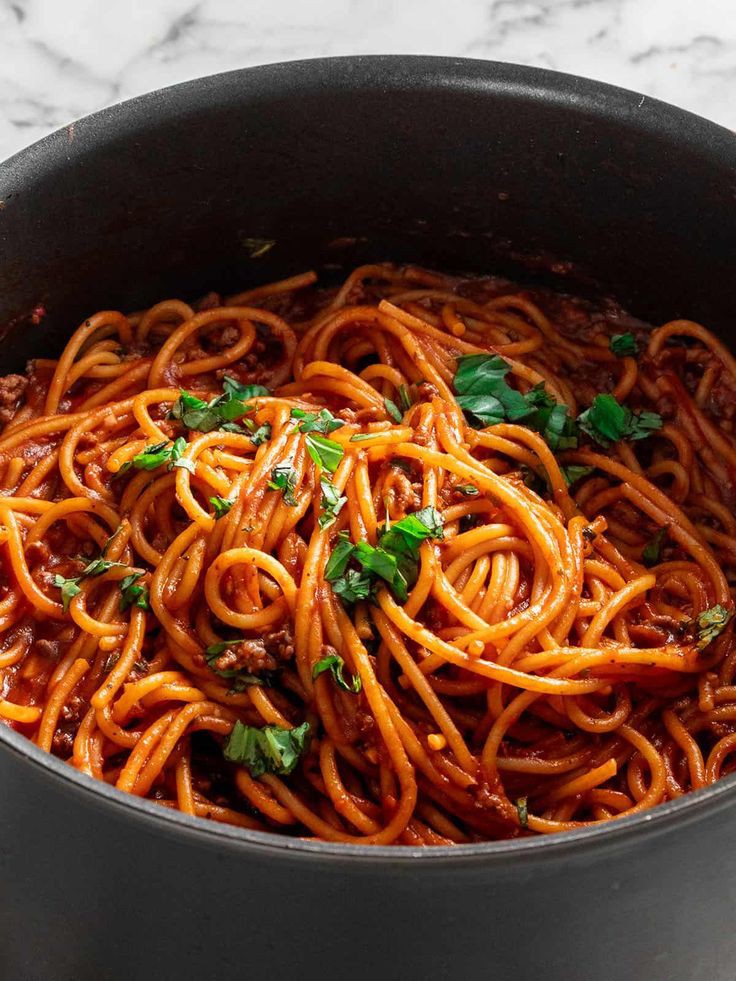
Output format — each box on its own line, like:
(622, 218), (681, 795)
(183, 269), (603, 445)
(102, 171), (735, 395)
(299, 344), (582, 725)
(1, 56), (736, 981)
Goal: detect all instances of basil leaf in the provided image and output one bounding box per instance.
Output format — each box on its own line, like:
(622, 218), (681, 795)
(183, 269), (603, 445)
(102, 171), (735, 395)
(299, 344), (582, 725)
(318, 478), (347, 530)
(609, 333), (638, 357)
(128, 440), (177, 471)
(223, 720), (311, 777)
(560, 465), (595, 487)
(53, 574), (81, 612)
(312, 652), (362, 693)
(577, 394), (662, 447)
(384, 397), (403, 423)
(81, 557), (126, 578)
(325, 535), (357, 581)
(330, 569), (373, 604)
(223, 376), (270, 400)
(243, 419), (271, 446)
(291, 407), (342, 434)
(304, 433), (344, 474)
(379, 506), (444, 555)
(119, 572), (150, 612)
(210, 496), (233, 519)
(54, 556), (126, 612)
(642, 526), (667, 567)
(170, 382), (255, 434)
(693, 605), (732, 650)
(268, 464), (298, 505)
(453, 354), (578, 449)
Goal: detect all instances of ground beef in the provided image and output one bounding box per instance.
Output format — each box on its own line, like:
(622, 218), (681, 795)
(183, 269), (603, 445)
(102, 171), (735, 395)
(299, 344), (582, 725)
(207, 625), (296, 676)
(0, 373), (28, 425)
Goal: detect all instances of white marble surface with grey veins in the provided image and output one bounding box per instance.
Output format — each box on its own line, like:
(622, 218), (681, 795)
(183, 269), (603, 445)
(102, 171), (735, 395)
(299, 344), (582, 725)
(1, 0), (735, 160)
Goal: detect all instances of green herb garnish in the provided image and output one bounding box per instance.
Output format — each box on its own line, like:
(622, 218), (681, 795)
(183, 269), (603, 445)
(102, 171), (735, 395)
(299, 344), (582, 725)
(52, 575), (82, 612)
(560, 465), (595, 487)
(384, 397), (403, 423)
(290, 407), (342, 434)
(397, 385), (413, 413)
(318, 478), (347, 530)
(330, 569), (373, 604)
(169, 388), (248, 434)
(642, 526), (667, 567)
(268, 463), (298, 505)
(325, 508), (444, 604)
(119, 572), (150, 612)
(222, 377), (270, 400)
(54, 555), (127, 612)
(312, 652), (362, 693)
(456, 484), (479, 497)
(577, 394), (662, 448)
(223, 720), (311, 777)
(304, 433), (344, 474)
(609, 333), (638, 357)
(692, 605), (732, 650)
(453, 355), (578, 450)
(210, 496), (233, 519)
(243, 419), (272, 446)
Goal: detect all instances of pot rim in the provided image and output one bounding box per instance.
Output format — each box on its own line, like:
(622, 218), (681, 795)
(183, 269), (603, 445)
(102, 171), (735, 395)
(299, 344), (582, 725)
(2, 53), (736, 863)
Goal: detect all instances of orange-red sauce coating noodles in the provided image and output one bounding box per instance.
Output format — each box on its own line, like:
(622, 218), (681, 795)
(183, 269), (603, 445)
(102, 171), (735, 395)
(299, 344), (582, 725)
(1, 263), (735, 845)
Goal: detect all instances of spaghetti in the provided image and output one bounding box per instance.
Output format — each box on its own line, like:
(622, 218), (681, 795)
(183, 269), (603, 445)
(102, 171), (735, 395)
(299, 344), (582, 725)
(1, 262), (735, 845)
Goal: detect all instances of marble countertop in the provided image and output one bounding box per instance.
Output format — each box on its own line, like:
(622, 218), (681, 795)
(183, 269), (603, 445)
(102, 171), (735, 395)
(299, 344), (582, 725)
(1, 0), (735, 161)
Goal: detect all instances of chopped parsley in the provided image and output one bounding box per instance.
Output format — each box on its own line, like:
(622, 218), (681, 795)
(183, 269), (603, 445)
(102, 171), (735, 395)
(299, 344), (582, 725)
(119, 572), (150, 611)
(577, 394), (662, 447)
(312, 652), (362, 693)
(223, 720), (311, 777)
(456, 484), (479, 497)
(609, 333), (638, 357)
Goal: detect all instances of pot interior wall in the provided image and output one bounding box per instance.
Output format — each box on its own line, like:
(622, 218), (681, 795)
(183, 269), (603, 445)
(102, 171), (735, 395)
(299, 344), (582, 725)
(0, 57), (734, 370)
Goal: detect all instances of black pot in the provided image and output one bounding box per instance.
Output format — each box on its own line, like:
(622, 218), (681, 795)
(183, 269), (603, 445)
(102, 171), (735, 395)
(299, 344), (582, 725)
(1, 57), (735, 981)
